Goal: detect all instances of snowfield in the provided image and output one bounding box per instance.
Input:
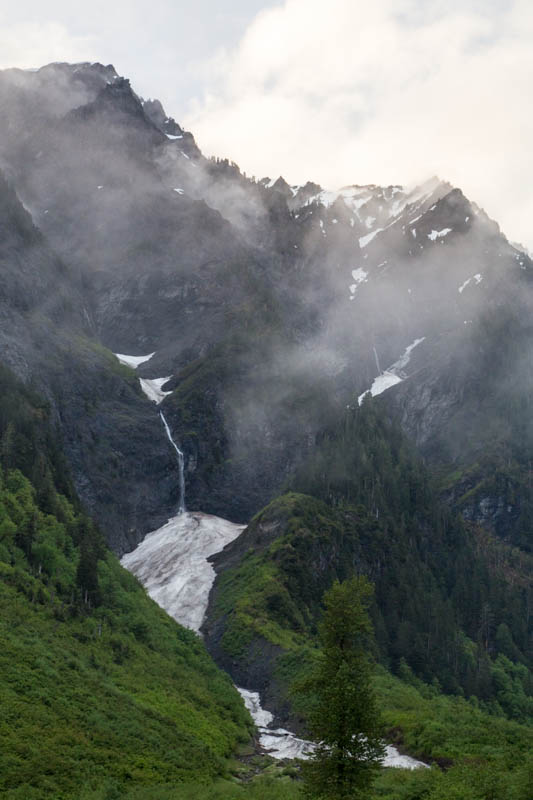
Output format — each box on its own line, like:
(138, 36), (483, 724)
(121, 512), (245, 633)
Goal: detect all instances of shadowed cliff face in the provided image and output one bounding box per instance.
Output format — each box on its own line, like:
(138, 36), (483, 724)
(0, 171), (179, 554)
(0, 61), (532, 553)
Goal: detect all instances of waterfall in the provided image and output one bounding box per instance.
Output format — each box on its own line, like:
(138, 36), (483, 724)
(159, 411), (186, 513)
(373, 346), (382, 374)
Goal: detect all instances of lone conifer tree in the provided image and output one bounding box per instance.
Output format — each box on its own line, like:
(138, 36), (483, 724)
(303, 576), (384, 799)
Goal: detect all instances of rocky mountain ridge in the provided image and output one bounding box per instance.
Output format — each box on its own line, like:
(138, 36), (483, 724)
(0, 61), (531, 558)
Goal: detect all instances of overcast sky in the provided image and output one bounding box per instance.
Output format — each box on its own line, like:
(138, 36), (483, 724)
(1, 0), (533, 248)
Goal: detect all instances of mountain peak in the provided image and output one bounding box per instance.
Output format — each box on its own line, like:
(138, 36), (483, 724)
(142, 97), (184, 138)
(65, 75), (164, 141)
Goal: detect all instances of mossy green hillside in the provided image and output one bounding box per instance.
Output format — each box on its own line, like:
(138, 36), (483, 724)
(208, 482), (532, 722)
(52, 668), (533, 800)
(0, 466), (252, 799)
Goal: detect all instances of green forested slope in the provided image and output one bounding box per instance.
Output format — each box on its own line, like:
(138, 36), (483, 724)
(205, 400), (532, 723)
(0, 364), (251, 799)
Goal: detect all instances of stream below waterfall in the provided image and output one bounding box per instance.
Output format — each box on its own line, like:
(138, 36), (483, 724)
(122, 511), (427, 768)
(117, 350), (427, 768)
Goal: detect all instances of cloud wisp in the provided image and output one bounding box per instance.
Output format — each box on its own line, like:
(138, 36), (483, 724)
(185, 0), (533, 249)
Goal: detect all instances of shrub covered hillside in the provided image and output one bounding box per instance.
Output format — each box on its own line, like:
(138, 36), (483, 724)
(205, 398), (532, 723)
(0, 364), (251, 799)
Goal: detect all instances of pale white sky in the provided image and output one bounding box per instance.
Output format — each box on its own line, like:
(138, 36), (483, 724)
(1, 0), (532, 248)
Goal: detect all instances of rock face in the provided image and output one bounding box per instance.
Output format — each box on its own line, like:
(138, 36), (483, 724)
(0, 61), (532, 554)
(0, 168), (179, 554)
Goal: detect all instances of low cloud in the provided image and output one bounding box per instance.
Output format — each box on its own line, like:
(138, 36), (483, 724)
(185, 0), (533, 249)
(0, 21), (97, 69)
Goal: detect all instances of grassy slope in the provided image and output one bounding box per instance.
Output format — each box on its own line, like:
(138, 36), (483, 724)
(0, 469), (252, 800)
(100, 668), (533, 800)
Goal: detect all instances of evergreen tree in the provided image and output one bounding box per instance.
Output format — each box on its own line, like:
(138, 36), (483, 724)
(75, 516), (104, 606)
(303, 576), (384, 799)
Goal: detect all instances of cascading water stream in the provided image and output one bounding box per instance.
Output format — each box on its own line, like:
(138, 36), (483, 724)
(373, 345), (382, 373)
(159, 410), (186, 513)
(119, 353), (427, 768)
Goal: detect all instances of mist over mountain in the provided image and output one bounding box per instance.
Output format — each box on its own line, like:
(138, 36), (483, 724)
(0, 60), (532, 799)
(1, 61), (531, 548)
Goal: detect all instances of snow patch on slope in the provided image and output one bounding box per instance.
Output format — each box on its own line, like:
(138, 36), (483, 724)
(358, 338), (425, 405)
(458, 274), (483, 293)
(428, 228), (452, 241)
(113, 353), (173, 404)
(359, 228), (384, 248)
(392, 338), (426, 371)
(350, 267), (369, 295)
(115, 352), (155, 368)
(140, 377), (172, 404)
(360, 372), (403, 402)
(121, 512), (245, 633)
